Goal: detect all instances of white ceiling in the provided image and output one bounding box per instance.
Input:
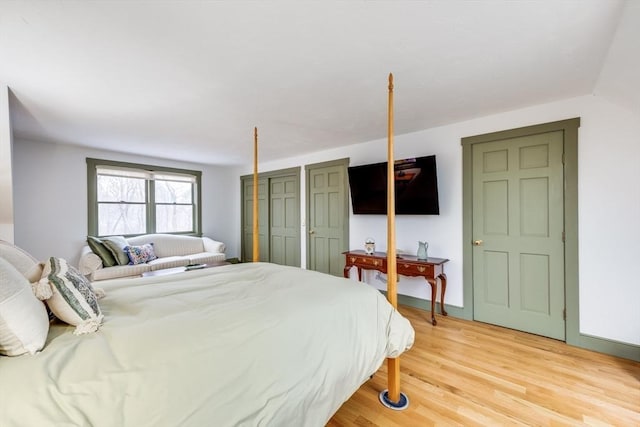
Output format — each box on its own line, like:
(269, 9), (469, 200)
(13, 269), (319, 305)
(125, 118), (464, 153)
(0, 1), (632, 165)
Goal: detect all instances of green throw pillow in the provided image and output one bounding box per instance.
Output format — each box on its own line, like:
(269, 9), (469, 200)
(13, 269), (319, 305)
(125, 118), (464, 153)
(101, 236), (130, 266)
(87, 236), (117, 267)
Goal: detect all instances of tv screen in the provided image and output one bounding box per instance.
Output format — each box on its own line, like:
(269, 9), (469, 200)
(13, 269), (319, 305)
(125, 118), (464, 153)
(347, 155), (440, 215)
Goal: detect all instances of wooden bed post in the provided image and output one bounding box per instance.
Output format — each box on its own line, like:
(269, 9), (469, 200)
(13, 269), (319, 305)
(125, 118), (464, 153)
(379, 73), (409, 410)
(253, 127), (259, 262)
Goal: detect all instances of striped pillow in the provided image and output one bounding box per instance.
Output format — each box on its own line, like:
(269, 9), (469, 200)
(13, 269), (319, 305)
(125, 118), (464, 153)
(37, 257), (104, 335)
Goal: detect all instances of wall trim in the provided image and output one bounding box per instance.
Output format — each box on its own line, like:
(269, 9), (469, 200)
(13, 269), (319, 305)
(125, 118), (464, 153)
(384, 292), (639, 362)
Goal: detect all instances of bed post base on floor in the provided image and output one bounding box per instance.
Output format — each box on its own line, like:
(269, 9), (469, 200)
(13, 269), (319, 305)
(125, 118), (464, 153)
(378, 390), (409, 410)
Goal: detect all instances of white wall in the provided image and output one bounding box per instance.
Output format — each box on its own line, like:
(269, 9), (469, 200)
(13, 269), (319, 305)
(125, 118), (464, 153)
(12, 140), (239, 265)
(0, 84), (14, 242)
(238, 94), (640, 346)
(12, 93), (639, 346)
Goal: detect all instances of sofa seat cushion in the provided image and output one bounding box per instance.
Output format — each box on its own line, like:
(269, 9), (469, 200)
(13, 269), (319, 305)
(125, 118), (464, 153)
(128, 234), (204, 258)
(91, 264), (151, 281)
(188, 252), (226, 265)
(148, 256), (190, 271)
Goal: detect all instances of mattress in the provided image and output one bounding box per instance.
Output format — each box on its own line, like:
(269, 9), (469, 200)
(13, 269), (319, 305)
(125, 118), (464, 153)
(0, 262), (414, 426)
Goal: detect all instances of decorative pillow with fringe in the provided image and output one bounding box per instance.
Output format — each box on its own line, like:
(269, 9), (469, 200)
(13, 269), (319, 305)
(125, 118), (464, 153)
(36, 257), (104, 335)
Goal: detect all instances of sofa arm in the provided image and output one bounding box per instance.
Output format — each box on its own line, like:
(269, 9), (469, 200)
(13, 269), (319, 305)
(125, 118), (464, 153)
(202, 237), (226, 254)
(78, 246), (103, 276)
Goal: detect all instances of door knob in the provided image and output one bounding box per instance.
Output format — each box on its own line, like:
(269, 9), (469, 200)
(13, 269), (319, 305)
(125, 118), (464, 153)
(309, 230), (315, 235)
(473, 240), (483, 246)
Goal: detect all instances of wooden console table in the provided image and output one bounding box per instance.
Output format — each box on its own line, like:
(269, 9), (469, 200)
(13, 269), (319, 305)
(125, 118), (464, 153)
(343, 250), (449, 325)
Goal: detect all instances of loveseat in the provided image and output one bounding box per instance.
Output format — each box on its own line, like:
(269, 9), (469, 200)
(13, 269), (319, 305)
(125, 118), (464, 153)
(79, 234), (226, 281)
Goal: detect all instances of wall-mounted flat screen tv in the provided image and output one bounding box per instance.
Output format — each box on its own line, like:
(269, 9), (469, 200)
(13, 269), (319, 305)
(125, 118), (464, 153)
(347, 155), (440, 215)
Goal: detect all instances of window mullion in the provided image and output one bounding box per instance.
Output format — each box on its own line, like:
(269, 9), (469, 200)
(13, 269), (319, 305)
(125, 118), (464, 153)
(147, 179), (155, 234)
(192, 183), (197, 235)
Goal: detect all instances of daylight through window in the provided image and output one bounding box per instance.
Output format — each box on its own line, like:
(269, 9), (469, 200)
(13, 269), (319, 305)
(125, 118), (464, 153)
(88, 159), (201, 237)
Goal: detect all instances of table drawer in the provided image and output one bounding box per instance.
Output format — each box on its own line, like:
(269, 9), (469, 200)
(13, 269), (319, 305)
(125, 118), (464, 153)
(398, 262), (434, 277)
(348, 256), (386, 268)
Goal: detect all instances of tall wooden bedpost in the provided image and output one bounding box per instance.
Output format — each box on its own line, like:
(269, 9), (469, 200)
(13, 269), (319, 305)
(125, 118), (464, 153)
(253, 127), (259, 262)
(379, 73), (409, 410)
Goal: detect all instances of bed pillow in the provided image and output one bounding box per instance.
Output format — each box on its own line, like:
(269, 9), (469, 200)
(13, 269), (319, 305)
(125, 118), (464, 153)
(87, 236), (117, 267)
(24, 262), (44, 284)
(101, 236), (130, 266)
(124, 243), (157, 265)
(0, 257), (49, 356)
(37, 257), (104, 335)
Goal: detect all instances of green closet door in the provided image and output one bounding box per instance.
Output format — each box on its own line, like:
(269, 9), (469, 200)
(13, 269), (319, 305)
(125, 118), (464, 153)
(270, 175), (300, 267)
(472, 131), (565, 340)
(306, 159), (349, 277)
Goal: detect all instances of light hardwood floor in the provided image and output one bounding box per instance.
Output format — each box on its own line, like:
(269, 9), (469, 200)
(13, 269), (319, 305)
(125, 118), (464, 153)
(329, 305), (640, 426)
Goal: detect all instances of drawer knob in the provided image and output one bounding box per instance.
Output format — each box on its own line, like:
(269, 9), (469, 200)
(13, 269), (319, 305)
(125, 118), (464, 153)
(417, 266), (426, 273)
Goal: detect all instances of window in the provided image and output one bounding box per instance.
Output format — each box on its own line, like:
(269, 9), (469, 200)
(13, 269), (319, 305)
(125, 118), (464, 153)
(87, 158), (202, 237)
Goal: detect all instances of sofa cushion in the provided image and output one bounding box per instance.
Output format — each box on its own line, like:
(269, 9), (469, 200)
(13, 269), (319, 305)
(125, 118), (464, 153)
(187, 252), (226, 265)
(148, 256), (190, 271)
(87, 236), (117, 267)
(124, 243), (157, 265)
(91, 263), (152, 281)
(102, 236), (130, 266)
(0, 257), (49, 356)
(128, 234), (204, 258)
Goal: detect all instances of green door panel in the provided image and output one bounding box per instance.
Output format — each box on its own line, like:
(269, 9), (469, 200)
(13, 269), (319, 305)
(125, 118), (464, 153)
(241, 170), (301, 266)
(270, 175), (300, 267)
(306, 159), (349, 277)
(472, 131), (565, 340)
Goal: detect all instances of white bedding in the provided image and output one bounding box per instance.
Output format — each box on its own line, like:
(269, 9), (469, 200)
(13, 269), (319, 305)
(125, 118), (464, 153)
(0, 262), (414, 426)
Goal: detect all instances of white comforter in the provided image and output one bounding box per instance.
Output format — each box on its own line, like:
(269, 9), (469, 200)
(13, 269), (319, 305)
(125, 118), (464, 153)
(0, 262), (414, 427)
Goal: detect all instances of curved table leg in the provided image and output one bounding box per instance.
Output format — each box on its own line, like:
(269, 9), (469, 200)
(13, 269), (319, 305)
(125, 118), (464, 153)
(426, 278), (437, 325)
(438, 273), (448, 316)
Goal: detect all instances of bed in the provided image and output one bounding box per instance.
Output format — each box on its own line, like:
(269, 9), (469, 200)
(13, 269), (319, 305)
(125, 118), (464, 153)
(0, 246), (414, 426)
(2, 74), (413, 425)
